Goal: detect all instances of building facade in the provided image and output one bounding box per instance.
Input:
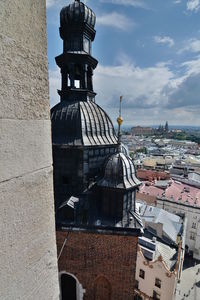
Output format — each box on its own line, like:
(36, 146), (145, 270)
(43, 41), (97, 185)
(131, 126), (155, 136)
(157, 196), (200, 260)
(57, 229), (139, 300)
(135, 243), (181, 300)
(134, 203), (186, 300)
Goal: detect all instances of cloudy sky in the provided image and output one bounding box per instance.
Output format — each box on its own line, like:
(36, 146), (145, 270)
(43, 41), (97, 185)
(46, 0), (200, 126)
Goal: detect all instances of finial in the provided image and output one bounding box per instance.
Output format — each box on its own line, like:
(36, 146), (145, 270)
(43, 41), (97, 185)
(117, 96), (123, 151)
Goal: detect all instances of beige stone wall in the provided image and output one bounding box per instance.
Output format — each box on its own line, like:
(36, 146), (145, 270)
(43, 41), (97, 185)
(0, 1), (59, 299)
(136, 250), (176, 300)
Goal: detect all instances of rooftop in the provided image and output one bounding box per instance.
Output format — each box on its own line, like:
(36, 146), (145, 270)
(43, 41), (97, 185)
(138, 235), (177, 271)
(163, 180), (200, 207)
(136, 201), (182, 244)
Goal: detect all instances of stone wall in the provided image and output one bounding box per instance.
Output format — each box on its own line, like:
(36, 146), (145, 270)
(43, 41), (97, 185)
(0, 1), (59, 299)
(57, 230), (138, 300)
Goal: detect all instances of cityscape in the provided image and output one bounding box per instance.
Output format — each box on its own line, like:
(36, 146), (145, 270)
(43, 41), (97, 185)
(122, 124), (200, 299)
(1, 0), (200, 300)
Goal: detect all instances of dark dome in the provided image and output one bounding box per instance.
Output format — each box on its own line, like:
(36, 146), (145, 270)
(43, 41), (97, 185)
(51, 100), (117, 146)
(98, 152), (141, 189)
(60, 0), (96, 29)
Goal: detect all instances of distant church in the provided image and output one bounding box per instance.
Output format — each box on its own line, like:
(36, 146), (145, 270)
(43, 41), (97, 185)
(51, 1), (143, 299)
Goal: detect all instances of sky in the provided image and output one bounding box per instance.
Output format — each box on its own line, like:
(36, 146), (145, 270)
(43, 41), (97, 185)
(46, 0), (200, 126)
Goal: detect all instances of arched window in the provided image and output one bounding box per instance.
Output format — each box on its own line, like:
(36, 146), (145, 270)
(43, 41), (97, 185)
(94, 276), (111, 300)
(61, 273), (77, 300)
(60, 272), (85, 300)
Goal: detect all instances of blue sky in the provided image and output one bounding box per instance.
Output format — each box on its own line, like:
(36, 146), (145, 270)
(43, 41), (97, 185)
(46, 0), (200, 126)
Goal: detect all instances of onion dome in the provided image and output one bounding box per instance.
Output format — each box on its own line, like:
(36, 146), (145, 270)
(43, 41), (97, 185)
(51, 100), (117, 146)
(60, 0), (96, 29)
(98, 152), (141, 189)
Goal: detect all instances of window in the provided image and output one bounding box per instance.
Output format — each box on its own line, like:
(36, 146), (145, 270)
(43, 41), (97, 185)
(95, 149), (99, 155)
(74, 80), (80, 88)
(139, 269), (145, 279)
(61, 274), (77, 300)
(153, 290), (160, 300)
(89, 150), (94, 157)
(100, 149), (104, 156)
(192, 222), (197, 229)
(105, 148), (109, 154)
(94, 276), (111, 300)
(190, 232), (196, 240)
(134, 296), (142, 300)
(155, 278), (161, 288)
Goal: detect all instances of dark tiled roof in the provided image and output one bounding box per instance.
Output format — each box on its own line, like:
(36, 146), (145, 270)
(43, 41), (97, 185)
(51, 100), (117, 146)
(60, 1), (96, 29)
(98, 152), (141, 189)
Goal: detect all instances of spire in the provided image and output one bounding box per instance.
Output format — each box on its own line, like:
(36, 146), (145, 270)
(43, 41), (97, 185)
(57, 0), (97, 102)
(117, 95), (123, 152)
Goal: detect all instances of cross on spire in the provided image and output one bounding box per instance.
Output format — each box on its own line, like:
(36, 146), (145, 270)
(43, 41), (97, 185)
(117, 95), (123, 151)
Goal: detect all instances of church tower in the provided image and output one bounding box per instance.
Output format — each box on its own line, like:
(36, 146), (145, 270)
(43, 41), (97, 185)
(53, 1), (143, 299)
(51, 0), (117, 216)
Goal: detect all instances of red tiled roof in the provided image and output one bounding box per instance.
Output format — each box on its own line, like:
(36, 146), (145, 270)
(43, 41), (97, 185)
(164, 181), (200, 206)
(139, 180), (200, 207)
(137, 169), (170, 181)
(139, 183), (163, 197)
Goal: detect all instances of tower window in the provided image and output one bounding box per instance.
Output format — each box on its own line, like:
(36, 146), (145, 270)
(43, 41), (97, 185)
(105, 148), (109, 154)
(100, 149), (104, 155)
(89, 150), (94, 156)
(75, 80), (80, 88)
(95, 149), (99, 155)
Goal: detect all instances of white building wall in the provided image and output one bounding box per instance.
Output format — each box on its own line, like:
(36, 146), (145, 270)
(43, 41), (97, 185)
(0, 1), (59, 299)
(135, 250), (176, 300)
(157, 198), (200, 259)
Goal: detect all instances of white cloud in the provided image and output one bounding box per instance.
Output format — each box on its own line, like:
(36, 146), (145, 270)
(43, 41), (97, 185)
(49, 55), (200, 126)
(49, 68), (61, 107)
(46, 0), (61, 8)
(181, 56), (200, 76)
(187, 0), (200, 12)
(187, 38), (200, 52)
(100, 0), (147, 9)
(94, 60), (173, 110)
(154, 36), (175, 48)
(97, 12), (135, 31)
(178, 38), (200, 54)
(46, 0), (78, 9)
